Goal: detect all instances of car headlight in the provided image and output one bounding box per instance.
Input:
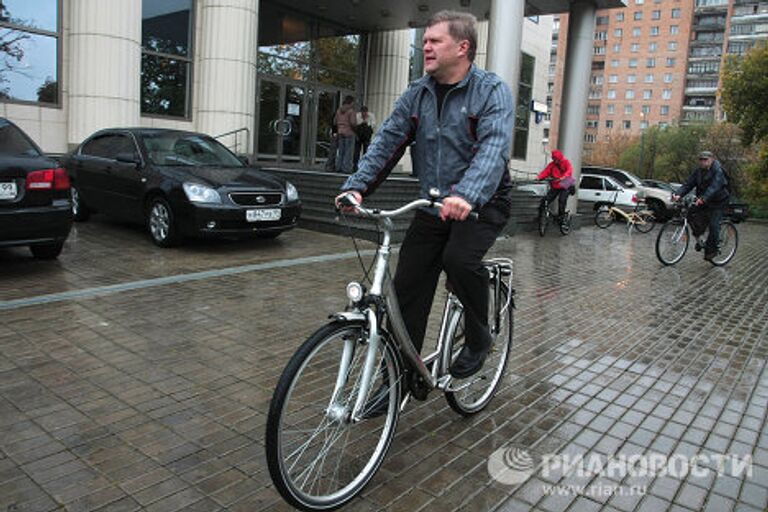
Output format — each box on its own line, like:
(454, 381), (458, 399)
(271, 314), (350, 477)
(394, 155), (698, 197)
(286, 182), (299, 202)
(183, 182), (221, 203)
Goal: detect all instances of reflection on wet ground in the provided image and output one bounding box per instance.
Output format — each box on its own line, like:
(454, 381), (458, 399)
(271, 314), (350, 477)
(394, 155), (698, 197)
(0, 218), (766, 511)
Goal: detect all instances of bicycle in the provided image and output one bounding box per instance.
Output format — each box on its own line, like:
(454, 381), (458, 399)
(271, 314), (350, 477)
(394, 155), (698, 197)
(537, 180), (572, 236)
(594, 191), (655, 233)
(265, 193), (514, 511)
(655, 199), (738, 266)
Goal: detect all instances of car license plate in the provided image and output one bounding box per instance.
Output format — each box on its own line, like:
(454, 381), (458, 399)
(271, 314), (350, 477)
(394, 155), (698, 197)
(0, 181), (17, 200)
(246, 208), (281, 222)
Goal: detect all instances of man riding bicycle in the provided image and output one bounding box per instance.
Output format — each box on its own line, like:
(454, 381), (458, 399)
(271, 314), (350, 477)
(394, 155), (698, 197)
(537, 150), (574, 221)
(335, 10), (513, 380)
(672, 150), (730, 261)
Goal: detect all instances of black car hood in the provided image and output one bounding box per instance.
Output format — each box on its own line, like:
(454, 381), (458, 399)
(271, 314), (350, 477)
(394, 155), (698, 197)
(159, 166), (285, 190)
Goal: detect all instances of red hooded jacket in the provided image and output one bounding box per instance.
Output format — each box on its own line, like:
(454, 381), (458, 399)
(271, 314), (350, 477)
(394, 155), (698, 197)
(537, 150), (574, 190)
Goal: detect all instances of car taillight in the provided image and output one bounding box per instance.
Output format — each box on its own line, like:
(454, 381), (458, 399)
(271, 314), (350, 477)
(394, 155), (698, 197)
(631, 194), (638, 203)
(26, 168), (70, 191)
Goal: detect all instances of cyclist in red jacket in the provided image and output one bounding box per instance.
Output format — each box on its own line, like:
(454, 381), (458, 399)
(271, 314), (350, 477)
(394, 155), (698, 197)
(537, 150), (574, 220)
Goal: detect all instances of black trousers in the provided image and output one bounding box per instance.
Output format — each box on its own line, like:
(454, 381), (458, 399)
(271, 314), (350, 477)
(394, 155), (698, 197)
(393, 198), (510, 354)
(542, 188), (569, 217)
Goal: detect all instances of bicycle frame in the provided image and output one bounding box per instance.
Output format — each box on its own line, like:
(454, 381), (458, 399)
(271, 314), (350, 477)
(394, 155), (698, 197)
(331, 199), (512, 423)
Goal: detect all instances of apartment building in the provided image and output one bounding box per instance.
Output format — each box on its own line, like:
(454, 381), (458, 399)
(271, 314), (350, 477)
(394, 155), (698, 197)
(548, 0), (768, 157)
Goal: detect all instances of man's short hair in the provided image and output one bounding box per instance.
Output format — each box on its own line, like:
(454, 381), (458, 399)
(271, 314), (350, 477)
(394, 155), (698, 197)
(426, 10), (478, 62)
(698, 150), (714, 159)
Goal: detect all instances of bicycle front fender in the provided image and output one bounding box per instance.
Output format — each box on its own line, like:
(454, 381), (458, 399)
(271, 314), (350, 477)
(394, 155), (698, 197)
(329, 311), (367, 323)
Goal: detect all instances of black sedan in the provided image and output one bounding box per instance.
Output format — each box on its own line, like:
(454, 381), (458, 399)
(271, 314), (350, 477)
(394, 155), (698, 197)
(63, 128), (301, 247)
(0, 118), (72, 259)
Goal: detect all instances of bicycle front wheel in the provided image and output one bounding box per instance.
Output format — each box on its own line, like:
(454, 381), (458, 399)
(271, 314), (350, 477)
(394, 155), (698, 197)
(656, 220), (689, 266)
(594, 208), (614, 229)
(445, 282), (513, 416)
(266, 321), (402, 511)
(711, 221), (738, 266)
(538, 206), (549, 237)
(633, 211), (655, 234)
(559, 212), (572, 235)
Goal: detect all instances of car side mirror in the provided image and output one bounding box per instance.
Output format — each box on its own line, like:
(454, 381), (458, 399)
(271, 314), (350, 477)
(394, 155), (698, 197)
(625, 181), (633, 187)
(116, 152), (141, 167)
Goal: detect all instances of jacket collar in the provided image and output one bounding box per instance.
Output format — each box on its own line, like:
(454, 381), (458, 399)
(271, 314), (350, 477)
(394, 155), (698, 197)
(417, 63), (478, 95)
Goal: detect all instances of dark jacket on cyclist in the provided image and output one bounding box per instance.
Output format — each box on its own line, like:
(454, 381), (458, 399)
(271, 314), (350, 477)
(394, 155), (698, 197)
(675, 158), (729, 205)
(537, 150), (573, 190)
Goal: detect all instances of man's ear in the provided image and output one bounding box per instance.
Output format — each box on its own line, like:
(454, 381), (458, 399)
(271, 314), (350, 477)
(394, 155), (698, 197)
(457, 39), (470, 58)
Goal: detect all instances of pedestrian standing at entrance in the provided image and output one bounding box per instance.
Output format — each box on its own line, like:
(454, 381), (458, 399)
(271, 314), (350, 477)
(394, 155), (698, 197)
(537, 150), (574, 219)
(334, 96), (357, 173)
(353, 106), (376, 171)
(336, 10), (514, 381)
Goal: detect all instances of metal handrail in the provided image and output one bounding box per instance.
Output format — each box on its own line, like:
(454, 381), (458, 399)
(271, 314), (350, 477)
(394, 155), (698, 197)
(214, 127), (251, 154)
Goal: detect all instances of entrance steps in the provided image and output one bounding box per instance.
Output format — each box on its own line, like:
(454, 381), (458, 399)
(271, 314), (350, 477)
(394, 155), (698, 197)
(264, 168), (555, 242)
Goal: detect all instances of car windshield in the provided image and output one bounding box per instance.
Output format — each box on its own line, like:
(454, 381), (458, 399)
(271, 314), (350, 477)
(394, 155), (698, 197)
(620, 170), (643, 187)
(141, 132), (244, 167)
(0, 119), (42, 157)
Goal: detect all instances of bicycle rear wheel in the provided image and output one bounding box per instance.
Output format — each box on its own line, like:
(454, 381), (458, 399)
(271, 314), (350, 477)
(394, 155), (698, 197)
(538, 205), (549, 237)
(633, 211), (655, 234)
(594, 208), (614, 229)
(445, 282), (513, 416)
(656, 220), (689, 266)
(710, 221), (738, 266)
(266, 321), (401, 511)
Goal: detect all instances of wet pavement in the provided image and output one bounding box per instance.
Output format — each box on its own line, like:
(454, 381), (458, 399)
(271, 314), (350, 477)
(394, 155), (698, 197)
(0, 216), (767, 512)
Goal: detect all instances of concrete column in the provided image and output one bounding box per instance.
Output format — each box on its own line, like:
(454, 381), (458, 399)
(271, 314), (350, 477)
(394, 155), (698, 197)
(68, 0), (142, 146)
(558, 1), (597, 211)
(365, 29), (411, 122)
(195, 0), (259, 152)
(487, 0), (524, 103)
(475, 21), (489, 70)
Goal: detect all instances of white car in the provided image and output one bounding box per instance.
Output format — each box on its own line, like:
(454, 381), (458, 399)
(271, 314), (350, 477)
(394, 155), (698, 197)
(582, 166), (673, 218)
(578, 174), (637, 208)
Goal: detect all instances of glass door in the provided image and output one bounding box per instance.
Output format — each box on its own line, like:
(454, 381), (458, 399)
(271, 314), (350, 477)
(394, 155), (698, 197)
(256, 78), (308, 165)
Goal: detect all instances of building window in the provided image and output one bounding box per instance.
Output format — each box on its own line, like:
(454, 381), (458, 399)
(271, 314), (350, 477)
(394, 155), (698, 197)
(631, 43), (640, 53)
(614, 28), (623, 37)
(662, 89), (672, 99)
(607, 89), (617, 99)
(645, 74), (654, 83)
(141, 0), (194, 117)
(611, 59), (620, 68)
(629, 58), (638, 68)
(632, 27), (642, 37)
(616, 12), (625, 22)
(666, 57), (677, 67)
(625, 104), (633, 114)
(649, 42), (658, 53)
(606, 120), (614, 129)
(596, 15), (609, 25)
(664, 73), (673, 83)
(513, 53), (534, 160)
(609, 74), (619, 83)
(647, 58), (656, 68)
(642, 104), (651, 114)
(586, 120), (599, 128)
(593, 46), (606, 55)
(623, 120), (632, 129)
(671, 8), (681, 19)
(661, 105), (670, 115)
(634, 11), (643, 20)
(650, 26), (660, 36)
(668, 41), (678, 51)
(0, 0), (60, 105)
(652, 10), (661, 20)
(626, 89), (635, 99)
(613, 44), (622, 53)
(627, 74), (637, 83)
(607, 104), (615, 114)
(587, 104), (601, 115)
(643, 89), (653, 99)
(595, 31), (607, 41)
(670, 25), (679, 35)
(640, 120), (649, 129)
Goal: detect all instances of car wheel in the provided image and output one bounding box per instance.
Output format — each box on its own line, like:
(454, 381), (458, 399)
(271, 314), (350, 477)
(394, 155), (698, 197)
(147, 197), (181, 247)
(71, 186), (91, 221)
(30, 242), (64, 260)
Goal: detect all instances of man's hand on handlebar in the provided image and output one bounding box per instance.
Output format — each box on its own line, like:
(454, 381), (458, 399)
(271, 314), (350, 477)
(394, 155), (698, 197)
(440, 196), (472, 222)
(335, 191), (363, 212)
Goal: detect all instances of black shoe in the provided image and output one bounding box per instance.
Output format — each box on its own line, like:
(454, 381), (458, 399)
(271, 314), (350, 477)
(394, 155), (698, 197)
(695, 242), (703, 252)
(360, 384), (390, 419)
(704, 251), (716, 262)
(450, 343), (491, 379)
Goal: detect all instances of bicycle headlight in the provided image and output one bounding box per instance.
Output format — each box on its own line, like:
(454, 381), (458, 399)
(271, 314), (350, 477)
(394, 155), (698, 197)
(346, 281), (365, 303)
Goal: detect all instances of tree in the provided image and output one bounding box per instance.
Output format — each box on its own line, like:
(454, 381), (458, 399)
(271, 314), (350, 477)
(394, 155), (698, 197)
(36, 77), (57, 103)
(721, 44), (768, 145)
(584, 131), (636, 168)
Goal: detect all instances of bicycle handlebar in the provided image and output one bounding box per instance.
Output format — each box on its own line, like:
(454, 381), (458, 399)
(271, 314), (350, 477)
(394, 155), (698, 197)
(338, 193), (479, 221)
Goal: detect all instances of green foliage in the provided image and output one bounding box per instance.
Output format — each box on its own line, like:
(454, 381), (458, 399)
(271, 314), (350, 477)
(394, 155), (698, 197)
(721, 44), (768, 145)
(743, 142), (768, 218)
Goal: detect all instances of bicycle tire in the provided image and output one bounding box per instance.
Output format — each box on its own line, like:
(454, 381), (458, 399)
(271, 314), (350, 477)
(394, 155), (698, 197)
(266, 320), (402, 511)
(559, 213), (572, 235)
(594, 209), (614, 229)
(655, 220), (689, 266)
(710, 221), (738, 266)
(445, 282), (513, 416)
(633, 211), (655, 234)
(538, 205), (549, 237)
